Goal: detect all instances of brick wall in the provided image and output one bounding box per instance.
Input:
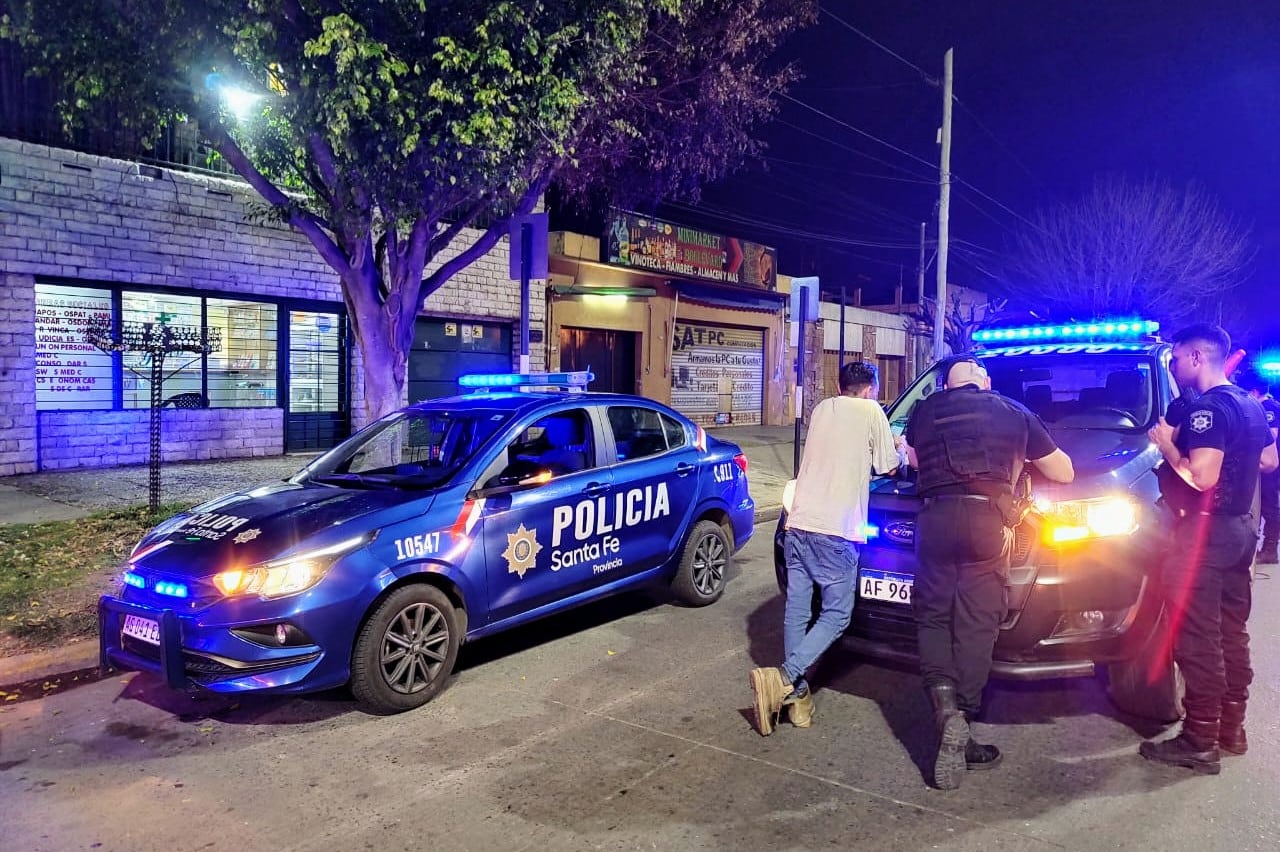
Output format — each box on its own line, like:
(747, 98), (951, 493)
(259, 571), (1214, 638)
(0, 138), (540, 470)
(38, 408), (283, 470)
(0, 272), (37, 474)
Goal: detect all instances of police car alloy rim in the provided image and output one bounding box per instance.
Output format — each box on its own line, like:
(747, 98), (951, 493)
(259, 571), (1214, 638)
(692, 532), (728, 595)
(379, 602), (450, 694)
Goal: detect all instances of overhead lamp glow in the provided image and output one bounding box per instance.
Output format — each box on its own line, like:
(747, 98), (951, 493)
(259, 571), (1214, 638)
(220, 85), (264, 120)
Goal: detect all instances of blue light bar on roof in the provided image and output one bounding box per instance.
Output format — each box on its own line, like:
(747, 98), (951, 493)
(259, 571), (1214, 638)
(972, 319), (1158, 344)
(1259, 361), (1280, 377)
(458, 371), (594, 391)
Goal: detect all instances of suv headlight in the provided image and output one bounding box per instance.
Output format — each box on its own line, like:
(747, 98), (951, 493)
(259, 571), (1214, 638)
(213, 534), (370, 599)
(1038, 496), (1139, 545)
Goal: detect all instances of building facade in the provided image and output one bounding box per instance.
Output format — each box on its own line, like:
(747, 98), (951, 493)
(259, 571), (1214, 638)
(0, 138), (541, 475)
(547, 218), (790, 428)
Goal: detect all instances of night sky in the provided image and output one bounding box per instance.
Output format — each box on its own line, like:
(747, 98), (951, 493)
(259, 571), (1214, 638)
(579, 0), (1280, 346)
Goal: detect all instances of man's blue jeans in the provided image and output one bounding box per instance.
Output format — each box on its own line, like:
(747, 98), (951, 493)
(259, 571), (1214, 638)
(782, 528), (858, 685)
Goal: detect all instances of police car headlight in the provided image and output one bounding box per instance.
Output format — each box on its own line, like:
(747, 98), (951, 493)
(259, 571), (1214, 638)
(1041, 497), (1139, 545)
(782, 480), (796, 514)
(213, 534), (368, 599)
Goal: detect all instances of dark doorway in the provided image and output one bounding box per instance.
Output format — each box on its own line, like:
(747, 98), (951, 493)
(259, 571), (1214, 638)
(559, 327), (636, 395)
(410, 319), (513, 403)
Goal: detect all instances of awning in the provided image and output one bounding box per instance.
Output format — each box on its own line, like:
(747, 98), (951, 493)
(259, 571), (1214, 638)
(670, 279), (788, 314)
(550, 284), (657, 297)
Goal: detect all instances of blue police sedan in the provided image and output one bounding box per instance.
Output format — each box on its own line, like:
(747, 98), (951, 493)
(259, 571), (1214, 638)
(100, 372), (754, 713)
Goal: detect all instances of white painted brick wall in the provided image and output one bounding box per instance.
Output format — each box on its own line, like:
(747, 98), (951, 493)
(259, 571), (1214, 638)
(37, 408), (283, 469)
(0, 138), (542, 470)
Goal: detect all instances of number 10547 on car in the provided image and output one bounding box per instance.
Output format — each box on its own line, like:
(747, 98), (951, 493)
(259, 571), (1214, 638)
(859, 569), (913, 604)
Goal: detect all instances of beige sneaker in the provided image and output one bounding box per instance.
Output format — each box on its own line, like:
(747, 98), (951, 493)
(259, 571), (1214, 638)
(785, 689), (814, 728)
(749, 667), (793, 736)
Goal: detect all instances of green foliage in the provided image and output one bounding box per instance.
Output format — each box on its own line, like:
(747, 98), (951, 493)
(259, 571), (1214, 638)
(4, 0), (812, 416)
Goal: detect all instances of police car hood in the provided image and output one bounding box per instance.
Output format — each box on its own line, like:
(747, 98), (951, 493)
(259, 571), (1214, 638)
(130, 482), (431, 578)
(1045, 427), (1157, 486)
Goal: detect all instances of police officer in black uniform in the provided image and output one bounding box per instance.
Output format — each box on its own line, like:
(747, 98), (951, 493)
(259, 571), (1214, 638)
(1143, 325), (1277, 773)
(1237, 370), (1280, 564)
(904, 356), (1074, 790)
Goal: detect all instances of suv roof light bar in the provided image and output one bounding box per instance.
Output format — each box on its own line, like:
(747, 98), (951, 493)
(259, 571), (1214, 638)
(458, 371), (595, 392)
(973, 319), (1159, 344)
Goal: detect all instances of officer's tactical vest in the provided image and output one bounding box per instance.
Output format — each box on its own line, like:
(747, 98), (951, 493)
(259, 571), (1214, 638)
(914, 386), (1029, 497)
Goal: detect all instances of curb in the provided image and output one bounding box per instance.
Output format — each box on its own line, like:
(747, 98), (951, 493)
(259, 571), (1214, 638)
(1, 506), (785, 703)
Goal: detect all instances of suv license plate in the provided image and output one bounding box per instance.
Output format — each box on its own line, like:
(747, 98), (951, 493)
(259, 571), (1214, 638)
(860, 569), (913, 605)
(122, 614), (161, 645)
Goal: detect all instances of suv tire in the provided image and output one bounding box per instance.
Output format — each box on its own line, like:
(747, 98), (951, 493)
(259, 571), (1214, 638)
(1106, 612), (1185, 723)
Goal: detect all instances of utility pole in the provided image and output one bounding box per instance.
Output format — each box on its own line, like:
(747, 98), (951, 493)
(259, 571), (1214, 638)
(916, 221), (927, 306)
(934, 48), (954, 360)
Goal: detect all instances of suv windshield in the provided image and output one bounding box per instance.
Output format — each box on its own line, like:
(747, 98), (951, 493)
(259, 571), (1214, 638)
(299, 409), (513, 490)
(888, 351), (1158, 435)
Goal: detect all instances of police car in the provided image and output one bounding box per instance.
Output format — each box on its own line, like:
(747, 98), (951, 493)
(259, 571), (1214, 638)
(100, 371), (754, 714)
(775, 320), (1199, 722)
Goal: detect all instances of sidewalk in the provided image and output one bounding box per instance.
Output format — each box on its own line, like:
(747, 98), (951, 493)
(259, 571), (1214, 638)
(0, 424), (798, 525)
(0, 424), (798, 687)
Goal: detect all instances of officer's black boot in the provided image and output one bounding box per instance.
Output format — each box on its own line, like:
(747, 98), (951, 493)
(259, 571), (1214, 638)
(1219, 700), (1248, 756)
(927, 683), (969, 790)
(1139, 715), (1222, 775)
(1257, 542), (1278, 565)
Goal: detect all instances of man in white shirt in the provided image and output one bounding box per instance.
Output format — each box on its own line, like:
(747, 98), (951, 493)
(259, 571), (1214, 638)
(749, 362), (900, 735)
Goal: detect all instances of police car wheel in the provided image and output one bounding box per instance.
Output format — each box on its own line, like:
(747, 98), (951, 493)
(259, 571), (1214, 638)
(351, 584), (460, 715)
(672, 520), (731, 606)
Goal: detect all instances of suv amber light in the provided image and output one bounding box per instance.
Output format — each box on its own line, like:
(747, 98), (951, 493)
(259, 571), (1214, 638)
(1040, 496), (1139, 546)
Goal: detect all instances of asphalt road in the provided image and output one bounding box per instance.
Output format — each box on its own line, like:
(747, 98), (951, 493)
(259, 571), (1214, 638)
(2, 532), (1278, 852)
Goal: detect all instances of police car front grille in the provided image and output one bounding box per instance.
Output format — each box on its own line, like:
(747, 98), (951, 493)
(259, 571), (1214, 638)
(119, 635), (312, 680)
(850, 600), (918, 647)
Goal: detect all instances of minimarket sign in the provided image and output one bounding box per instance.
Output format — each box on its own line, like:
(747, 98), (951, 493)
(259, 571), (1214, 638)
(604, 209), (777, 290)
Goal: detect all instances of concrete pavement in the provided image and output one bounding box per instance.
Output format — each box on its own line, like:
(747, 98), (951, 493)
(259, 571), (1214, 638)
(3, 530), (1279, 851)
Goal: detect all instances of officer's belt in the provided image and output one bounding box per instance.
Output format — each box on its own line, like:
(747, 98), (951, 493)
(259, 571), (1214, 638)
(922, 494), (994, 506)
(1174, 508), (1251, 519)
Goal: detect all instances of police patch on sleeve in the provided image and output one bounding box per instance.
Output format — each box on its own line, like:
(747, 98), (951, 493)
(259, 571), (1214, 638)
(1189, 410), (1214, 433)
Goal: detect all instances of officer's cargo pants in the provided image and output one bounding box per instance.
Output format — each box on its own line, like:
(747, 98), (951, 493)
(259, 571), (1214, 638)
(913, 498), (1012, 714)
(1260, 471), (1278, 550)
(1166, 513), (1255, 720)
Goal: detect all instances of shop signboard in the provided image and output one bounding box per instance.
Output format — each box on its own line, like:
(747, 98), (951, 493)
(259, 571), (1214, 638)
(605, 209), (777, 290)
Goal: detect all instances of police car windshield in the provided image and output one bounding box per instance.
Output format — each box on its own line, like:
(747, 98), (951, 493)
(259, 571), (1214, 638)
(985, 352), (1155, 431)
(888, 351), (1157, 434)
(300, 409), (513, 489)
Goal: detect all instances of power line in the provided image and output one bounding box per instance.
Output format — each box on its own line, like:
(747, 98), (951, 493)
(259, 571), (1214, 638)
(665, 200), (923, 251)
(760, 155), (934, 185)
(818, 6), (938, 86)
(775, 119), (934, 181)
(781, 93), (938, 171)
(952, 175), (1045, 233)
(953, 98), (1045, 188)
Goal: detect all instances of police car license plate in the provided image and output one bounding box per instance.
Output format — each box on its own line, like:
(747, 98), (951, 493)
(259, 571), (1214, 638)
(121, 614), (160, 645)
(859, 569), (913, 605)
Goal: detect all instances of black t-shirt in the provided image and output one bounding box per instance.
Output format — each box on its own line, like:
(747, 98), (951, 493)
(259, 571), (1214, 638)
(1172, 384), (1275, 515)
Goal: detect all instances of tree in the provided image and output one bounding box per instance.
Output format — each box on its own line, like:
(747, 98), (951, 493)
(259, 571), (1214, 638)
(909, 291), (1009, 355)
(1002, 176), (1254, 326)
(3, 0), (813, 421)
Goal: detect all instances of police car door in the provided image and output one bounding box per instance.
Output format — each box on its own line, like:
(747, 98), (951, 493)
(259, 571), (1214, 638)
(602, 405), (700, 578)
(473, 407), (614, 625)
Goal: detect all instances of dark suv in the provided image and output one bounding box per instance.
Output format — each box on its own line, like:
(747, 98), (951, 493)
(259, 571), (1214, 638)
(775, 329), (1205, 722)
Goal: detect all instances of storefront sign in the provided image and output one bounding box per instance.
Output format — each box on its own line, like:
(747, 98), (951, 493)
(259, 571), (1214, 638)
(34, 283), (115, 410)
(670, 322), (765, 426)
(606, 210), (777, 289)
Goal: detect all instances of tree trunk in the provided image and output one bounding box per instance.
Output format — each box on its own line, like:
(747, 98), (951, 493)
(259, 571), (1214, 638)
(347, 281), (416, 426)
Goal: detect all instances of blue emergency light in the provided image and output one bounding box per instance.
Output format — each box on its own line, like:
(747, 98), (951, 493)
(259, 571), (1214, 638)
(154, 580), (189, 598)
(123, 571), (146, 589)
(1259, 361), (1280, 377)
(458, 370), (594, 391)
(972, 319), (1159, 344)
